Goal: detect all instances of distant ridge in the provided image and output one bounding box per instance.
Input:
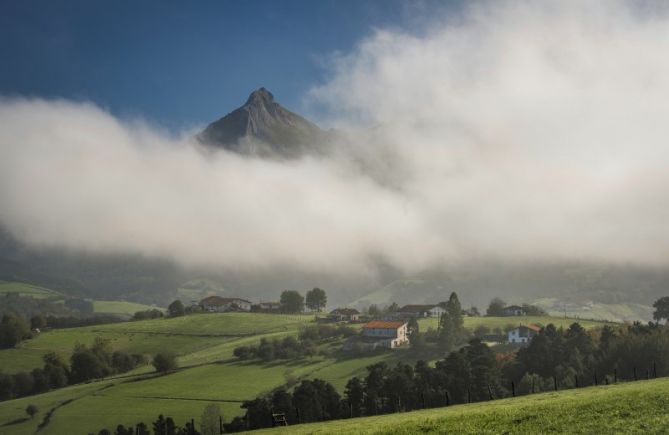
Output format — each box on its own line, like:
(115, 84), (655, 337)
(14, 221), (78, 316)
(197, 88), (326, 158)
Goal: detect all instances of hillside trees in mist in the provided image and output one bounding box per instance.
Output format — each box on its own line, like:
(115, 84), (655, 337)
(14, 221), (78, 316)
(280, 290), (304, 313)
(305, 288), (327, 312)
(653, 297), (669, 323)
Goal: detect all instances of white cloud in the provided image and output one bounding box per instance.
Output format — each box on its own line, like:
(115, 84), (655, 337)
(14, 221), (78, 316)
(1, 1), (669, 276)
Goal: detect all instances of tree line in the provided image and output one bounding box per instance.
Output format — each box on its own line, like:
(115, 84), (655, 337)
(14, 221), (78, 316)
(233, 324), (355, 362)
(224, 319), (669, 431)
(0, 337), (146, 401)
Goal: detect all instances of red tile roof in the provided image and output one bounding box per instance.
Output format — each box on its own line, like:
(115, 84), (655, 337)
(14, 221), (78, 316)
(363, 320), (407, 329)
(519, 324), (542, 332)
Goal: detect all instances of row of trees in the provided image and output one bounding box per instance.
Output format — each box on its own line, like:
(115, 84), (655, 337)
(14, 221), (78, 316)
(0, 337), (146, 401)
(228, 320), (669, 431)
(278, 288), (327, 313)
(94, 404), (224, 435)
(233, 324), (355, 362)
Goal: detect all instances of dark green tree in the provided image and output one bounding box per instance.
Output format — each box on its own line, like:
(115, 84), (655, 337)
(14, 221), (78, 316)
(168, 300), (185, 317)
(0, 314), (31, 348)
(135, 423), (150, 435)
(305, 288), (327, 312)
(486, 298), (506, 316)
(344, 377), (364, 417)
(279, 291), (304, 313)
(25, 404), (38, 419)
(152, 353), (178, 373)
(652, 297), (669, 323)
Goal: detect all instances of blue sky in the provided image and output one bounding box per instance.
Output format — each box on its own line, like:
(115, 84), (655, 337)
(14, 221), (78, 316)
(0, 0), (462, 130)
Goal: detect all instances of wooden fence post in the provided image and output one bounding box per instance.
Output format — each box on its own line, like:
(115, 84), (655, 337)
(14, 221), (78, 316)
(488, 385), (494, 400)
(614, 368), (617, 384)
(594, 371), (598, 386)
(219, 415), (224, 434)
(511, 381), (515, 397)
(574, 375), (578, 388)
(445, 390), (450, 407)
(654, 361), (658, 378)
(634, 366), (637, 381)
(467, 388), (471, 404)
(554, 376), (558, 391)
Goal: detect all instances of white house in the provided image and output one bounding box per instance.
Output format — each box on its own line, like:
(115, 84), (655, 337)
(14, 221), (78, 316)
(199, 296), (252, 312)
(397, 304), (445, 318)
(361, 320), (409, 348)
(507, 324), (541, 343)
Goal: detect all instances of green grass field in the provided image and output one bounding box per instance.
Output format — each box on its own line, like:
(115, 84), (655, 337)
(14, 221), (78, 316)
(0, 281), (62, 299)
(92, 300), (162, 316)
(261, 378), (669, 434)
(0, 311), (617, 434)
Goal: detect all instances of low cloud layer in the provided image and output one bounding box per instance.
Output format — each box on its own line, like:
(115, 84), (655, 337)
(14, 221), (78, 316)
(2, 1), (669, 275)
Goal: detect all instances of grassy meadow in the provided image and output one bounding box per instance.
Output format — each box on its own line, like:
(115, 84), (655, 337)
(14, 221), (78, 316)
(261, 377), (669, 434)
(0, 281), (62, 299)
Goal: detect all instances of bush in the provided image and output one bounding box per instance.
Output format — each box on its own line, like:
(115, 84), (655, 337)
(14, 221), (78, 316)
(152, 353), (178, 373)
(25, 404), (38, 418)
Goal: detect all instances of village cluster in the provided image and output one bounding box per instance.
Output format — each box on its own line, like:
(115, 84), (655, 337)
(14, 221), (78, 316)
(194, 296), (541, 350)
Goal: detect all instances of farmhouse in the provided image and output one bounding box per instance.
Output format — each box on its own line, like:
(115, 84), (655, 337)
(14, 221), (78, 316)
(344, 320), (409, 351)
(329, 308), (360, 322)
(502, 305), (527, 316)
(257, 301), (281, 312)
(507, 324), (541, 343)
(362, 320), (409, 348)
(398, 304), (445, 318)
(199, 296), (252, 312)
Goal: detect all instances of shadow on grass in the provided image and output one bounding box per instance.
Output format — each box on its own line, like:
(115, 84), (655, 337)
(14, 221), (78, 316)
(1, 417), (29, 427)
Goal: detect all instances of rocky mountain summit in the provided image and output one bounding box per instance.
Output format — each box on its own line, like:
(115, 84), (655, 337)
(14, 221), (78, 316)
(198, 88), (326, 158)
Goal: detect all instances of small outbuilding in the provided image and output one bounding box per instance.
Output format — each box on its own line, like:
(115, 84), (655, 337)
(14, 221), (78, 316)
(329, 308), (360, 322)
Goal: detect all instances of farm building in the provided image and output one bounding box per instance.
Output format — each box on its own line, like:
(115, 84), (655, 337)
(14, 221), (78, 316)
(344, 320), (409, 351)
(507, 324), (541, 343)
(199, 296), (252, 312)
(397, 304), (445, 318)
(257, 301), (281, 312)
(502, 305), (527, 316)
(329, 308), (360, 322)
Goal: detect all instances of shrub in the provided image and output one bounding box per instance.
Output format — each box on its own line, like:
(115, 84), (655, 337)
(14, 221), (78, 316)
(152, 353), (178, 373)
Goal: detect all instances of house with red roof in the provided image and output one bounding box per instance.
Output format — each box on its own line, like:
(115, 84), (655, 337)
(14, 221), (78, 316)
(507, 324), (541, 343)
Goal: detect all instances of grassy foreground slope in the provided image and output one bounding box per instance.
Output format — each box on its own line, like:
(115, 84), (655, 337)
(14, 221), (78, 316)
(263, 378), (669, 434)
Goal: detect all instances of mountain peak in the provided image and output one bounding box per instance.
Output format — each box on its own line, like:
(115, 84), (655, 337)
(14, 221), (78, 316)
(245, 87), (275, 106)
(197, 87), (327, 159)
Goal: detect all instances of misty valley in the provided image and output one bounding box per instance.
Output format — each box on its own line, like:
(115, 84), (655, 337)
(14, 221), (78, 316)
(2, 1), (669, 434)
